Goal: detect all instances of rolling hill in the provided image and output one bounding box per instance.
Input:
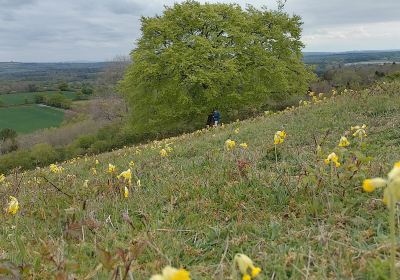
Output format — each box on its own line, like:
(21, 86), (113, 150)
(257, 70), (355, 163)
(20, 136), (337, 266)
(1, 81), (400, 279)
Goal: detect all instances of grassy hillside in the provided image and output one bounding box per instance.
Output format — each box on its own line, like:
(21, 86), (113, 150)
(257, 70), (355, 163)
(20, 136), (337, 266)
(0, 105), (64, 133)
(1, 82), (400, 279)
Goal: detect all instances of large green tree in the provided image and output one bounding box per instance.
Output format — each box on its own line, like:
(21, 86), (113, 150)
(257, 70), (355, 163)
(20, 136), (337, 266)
(120, 1), (314, 135)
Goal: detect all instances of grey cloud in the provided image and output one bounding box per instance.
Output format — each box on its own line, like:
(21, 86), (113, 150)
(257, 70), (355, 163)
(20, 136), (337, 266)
(284, 0), (400, 29)
(0, 0), (399, 62)
(105, 0), (151, 15)
(0, 0), (36, 8)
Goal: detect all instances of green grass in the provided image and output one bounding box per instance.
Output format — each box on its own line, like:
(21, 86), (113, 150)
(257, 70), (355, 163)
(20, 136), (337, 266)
(1, 82), (400, 279)
(0, 105), (65, 133)
(0, 91), (77, 106)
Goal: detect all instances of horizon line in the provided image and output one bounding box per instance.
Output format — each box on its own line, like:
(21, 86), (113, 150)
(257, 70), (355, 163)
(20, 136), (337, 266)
(1, 49), (399, 64)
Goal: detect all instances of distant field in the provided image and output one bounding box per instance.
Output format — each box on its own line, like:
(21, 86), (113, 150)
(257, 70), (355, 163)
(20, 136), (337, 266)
(0, 105), (64, 133)
(0, 91), (77, 106)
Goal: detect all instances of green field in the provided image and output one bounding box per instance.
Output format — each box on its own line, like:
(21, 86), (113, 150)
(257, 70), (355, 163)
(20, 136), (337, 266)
(0, 105), (64, 133)
(1, 82), (400, 278)
(0, 91), (77, 106)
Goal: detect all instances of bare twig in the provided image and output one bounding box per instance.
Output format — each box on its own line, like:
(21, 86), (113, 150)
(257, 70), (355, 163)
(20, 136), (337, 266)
(305, 248), (312, 280)
(41, 176), (74, 199)
(213, 236), (230, 277)
(156, 228), (194, 233)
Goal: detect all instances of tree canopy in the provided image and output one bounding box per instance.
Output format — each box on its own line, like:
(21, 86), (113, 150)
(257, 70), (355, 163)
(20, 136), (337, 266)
(120, 0), (314, 135)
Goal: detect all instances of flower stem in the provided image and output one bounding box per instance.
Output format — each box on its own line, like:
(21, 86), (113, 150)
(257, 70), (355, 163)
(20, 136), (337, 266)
(389, 196), (396, 280)
(274, 145), (278, 166)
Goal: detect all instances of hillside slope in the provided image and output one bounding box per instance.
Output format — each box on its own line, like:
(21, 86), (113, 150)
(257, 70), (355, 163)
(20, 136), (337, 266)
(1, 82), (400, 279)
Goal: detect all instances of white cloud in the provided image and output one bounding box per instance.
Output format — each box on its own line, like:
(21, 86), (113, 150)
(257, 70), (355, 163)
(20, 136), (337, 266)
(303, 21), (400, 51)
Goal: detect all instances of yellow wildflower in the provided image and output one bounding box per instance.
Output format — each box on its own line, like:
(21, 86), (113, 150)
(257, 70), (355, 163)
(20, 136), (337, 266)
(91, 167), (97, 175)
(363, 162), (400, 208)
(129, 161), (135, 168)
(166, 146), (173, 153)
(124, 186), (129, 198)
(234, 254), (262, 280)
(83, 180), (89, 188)
(160, 149), (168, 157)
(118, 169), (132, 185)
(95, 159), (99, 165)
(240, 143), (248, 149)
(324, 152), (340, 167)
(234, 128), (240, 134)
(363, 178), (386, 193)
(338, 136), (350, 147)
(108, 163), (116, 174)
(351, 124), (367, 139)
(50, 164), (63, 174)
(225, 139), (236, 150)
(0, 174), (5, 183)
(7, 196), (19, 215)
(274, 130), (286, 145)
(150, 266), (191, 280)
(137, 179), (141, 187)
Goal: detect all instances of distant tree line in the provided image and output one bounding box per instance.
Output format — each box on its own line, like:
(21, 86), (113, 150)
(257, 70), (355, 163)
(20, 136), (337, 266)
(34, 93), (72, 109)
(311, 63), (400, 93)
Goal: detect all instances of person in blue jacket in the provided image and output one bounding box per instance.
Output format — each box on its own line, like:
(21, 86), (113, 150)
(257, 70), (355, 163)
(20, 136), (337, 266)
(213, 109), (221, 126)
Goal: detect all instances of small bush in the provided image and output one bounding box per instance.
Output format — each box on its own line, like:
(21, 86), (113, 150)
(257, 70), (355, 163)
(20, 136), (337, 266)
(30, 143), (59, 165)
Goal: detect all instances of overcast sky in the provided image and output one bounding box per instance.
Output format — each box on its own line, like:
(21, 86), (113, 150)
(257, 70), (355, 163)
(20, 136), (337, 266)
(1, 0), (399, 62)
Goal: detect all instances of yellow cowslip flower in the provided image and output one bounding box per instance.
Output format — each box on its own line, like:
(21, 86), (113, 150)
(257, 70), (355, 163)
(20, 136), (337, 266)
(166, 146), (173, 153)
(95, 159), (100, 165)
(234, 128), (240, 134)
(83, 180), (89, 188)
(160, 149), (168, 157)
(351, 124), (367, 139)
(124, 186), (129, 198)
(91, 167), (97, 175)
(363, 162), (400, 208)
(118, 169), (132, 185)
(50, 164), (63, 174)
(129, 161), (135, 168)
(234, 254), (262, 280)
(0, 174), (5, 184)
(7, 196), (19, 215)
(319, 92), (324, 98)
(324, 152), (340, 167)
(137, 179), (141, 187)
(309, 92), (315, 97)
(240, 143), (248, 149)
(150, 266), (191, 280)
(338, 136), (350, 147)
(363, 178), (386, 193)
(108, 163), (116, 174)
(225, 139), (236, 150)
(274, 130), (286, 145)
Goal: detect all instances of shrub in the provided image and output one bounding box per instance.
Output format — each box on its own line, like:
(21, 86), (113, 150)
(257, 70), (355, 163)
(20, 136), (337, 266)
(30, 143), (59, 165)
(34, 93), (46, 104)
(46, 93), (72, 109)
